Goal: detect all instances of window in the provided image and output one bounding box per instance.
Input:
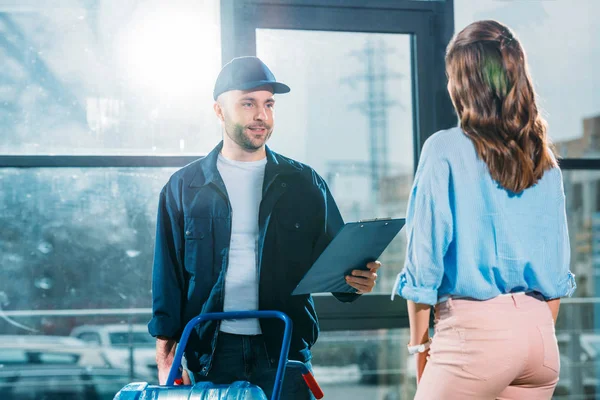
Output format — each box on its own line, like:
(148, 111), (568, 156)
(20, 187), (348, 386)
(0, 349), (28, 365)
(109, 332), (154, 347)
(0, 168), (174, 313)
(1, 0), (222, 389)
(37, 353), (80, 364)
(257, 29), (414, 293)
(1, 1), (221, 155)
(78, 333), (102, 346)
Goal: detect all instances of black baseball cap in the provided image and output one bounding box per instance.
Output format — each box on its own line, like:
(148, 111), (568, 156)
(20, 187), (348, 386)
(213, 56), (291, 100)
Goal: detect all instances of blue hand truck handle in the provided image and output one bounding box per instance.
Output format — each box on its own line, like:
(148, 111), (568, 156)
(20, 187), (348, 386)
(166, 310), (293, 400)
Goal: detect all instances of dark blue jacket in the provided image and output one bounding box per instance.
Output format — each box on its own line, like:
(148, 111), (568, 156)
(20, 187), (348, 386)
(148, 142), (357, 374)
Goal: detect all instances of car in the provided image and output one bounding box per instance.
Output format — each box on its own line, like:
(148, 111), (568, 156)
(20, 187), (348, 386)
(310, 330), (414, 386)
(0, 364), (153, 400)
(0, 334), (109, 368)
(70, 324), (157, 379)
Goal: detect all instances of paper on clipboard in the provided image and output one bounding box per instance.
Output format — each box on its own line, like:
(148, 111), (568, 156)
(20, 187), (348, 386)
(291, 218), (406, 295)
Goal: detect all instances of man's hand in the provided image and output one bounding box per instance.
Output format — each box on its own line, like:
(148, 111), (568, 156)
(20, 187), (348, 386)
(158, 364), (191, 386)
(158, 363), (172, 386)
(156, 337), (180, 385)
(345, 261), (381, 294)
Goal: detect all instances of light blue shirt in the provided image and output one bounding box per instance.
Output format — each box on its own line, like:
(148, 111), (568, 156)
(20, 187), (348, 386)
(393, 127), (576, 306)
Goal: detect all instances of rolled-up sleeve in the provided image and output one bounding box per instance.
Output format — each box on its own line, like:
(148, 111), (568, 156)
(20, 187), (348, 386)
(148, 182), (185, 339)
(392, 141), (453, 306)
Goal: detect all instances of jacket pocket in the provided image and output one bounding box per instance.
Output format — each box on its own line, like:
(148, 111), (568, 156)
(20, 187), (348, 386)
(275, 212), (316, 266)
(183, 217), (214, 277)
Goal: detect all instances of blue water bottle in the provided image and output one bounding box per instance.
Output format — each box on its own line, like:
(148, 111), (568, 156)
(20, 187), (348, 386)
(115, 381), (267, 399)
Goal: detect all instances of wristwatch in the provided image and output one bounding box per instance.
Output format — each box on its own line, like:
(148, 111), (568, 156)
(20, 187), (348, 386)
(407, 338), (432, 355)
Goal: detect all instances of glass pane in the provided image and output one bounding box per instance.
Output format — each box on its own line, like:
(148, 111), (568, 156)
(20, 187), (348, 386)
(0, 1), (221, 155)
(78, 332), (102, 345)
(0, 168), (173, 314)
(454, 0), (600, 148)
(312, 329), (415, 399)
(257, 29), (414, 294)
(558, 167), (600, 398)
(555, 302), (599, 399)
(0, 168), (170, 381)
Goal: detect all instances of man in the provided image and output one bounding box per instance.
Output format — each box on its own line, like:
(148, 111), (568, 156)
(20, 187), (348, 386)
(149, 56), (380, 399)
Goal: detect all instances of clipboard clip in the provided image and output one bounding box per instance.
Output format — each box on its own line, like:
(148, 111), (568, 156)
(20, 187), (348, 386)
(357, 217), (393, 223)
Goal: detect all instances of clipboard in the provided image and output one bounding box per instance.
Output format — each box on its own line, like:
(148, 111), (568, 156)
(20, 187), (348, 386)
(291, 218), (406, 295)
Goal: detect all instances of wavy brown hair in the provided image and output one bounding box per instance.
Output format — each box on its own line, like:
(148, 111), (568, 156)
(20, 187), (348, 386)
(446, 20), (556, 193)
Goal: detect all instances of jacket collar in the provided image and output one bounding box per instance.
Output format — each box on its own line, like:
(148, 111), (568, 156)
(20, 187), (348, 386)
(189, 141), (301, 189)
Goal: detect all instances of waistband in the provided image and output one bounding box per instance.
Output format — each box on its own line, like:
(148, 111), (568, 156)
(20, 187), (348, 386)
(437, 291), (528, 304)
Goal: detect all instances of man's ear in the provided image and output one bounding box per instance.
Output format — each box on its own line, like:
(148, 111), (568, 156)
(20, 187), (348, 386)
(214, 101), (225, 122)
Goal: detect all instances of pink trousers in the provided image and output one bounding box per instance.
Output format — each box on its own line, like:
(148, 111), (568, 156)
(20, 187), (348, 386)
(415, 293), (559, 400)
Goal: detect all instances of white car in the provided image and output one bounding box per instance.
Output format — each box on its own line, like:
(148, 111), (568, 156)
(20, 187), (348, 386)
(0, 334), (109, 368)
(70, 324), (157, 380)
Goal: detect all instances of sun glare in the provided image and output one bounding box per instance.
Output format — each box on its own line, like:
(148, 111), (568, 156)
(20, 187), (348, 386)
(117, 5), (220, 98)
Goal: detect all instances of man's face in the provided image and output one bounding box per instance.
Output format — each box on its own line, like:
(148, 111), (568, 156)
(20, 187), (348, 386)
(216, 86), (275, 152)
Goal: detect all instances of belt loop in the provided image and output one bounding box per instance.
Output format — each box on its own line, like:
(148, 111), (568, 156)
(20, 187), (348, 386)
(511, 294), (519, 308)
(447, 297), (454, 310)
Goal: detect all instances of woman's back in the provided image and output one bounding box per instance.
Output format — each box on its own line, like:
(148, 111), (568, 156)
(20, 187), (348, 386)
(399, 20), (574, 399)
(400, 126), (574, 304)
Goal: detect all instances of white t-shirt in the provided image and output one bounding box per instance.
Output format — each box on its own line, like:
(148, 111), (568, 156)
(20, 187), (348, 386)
(217, 153), (266, 335)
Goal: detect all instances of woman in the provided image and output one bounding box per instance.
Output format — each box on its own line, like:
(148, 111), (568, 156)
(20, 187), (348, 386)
(392, 20), (576, 399)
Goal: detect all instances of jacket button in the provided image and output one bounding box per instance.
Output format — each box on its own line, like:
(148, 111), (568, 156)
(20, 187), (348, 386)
(185, 230), (191, 236)
(295, 223), (300, 229)
(281, 182), (287, 188)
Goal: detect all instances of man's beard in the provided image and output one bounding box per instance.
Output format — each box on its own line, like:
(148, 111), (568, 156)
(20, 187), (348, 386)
(228, 123), (272, 151)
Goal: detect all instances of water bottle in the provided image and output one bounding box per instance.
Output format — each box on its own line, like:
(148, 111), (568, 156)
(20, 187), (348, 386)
(192, 381), (268, 399)
(114, 381), (268, 400)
